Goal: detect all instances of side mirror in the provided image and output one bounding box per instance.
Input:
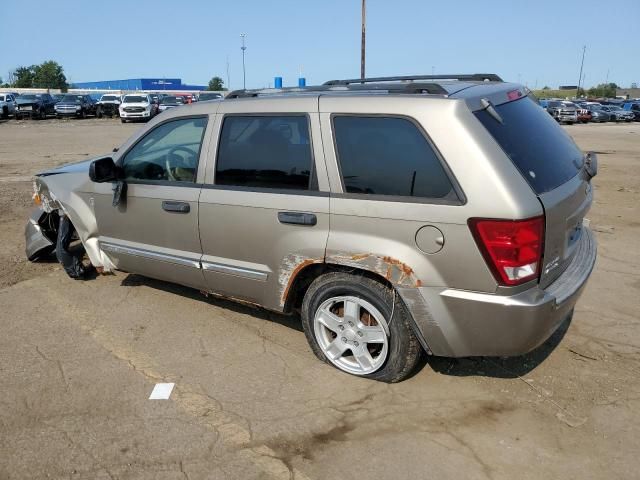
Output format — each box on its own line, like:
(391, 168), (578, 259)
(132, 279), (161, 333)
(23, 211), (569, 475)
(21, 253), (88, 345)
(585, 152), (598, 179)
(89, 157), (119, 183)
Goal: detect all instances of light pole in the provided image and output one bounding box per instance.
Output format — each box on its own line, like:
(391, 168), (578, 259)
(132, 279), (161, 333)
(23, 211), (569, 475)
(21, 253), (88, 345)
(577, 45), (586, 97)
(360, 0), (366, 80)
(240, 34), (247, 90)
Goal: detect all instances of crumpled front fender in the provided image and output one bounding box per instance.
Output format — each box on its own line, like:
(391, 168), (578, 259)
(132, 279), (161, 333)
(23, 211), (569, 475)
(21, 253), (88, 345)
(25, 207), (55, 261)
(31, 174), (115, 271)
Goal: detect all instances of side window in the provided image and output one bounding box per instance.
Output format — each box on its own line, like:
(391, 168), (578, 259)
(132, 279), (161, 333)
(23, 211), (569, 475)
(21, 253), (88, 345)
(122, 117), (208, 183)
(215, 115), (314, 190)
(332, 116), (457, 200)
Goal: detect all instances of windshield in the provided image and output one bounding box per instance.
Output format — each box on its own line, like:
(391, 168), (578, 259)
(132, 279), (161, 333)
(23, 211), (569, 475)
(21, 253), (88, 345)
(608, 106), (622, 111)
(199, 93), (222, 100)
(101, 95), (118, 101)
(62, 95), (84, 103)
(19, 94), (40, 100)
(161, 96), (183, 104)
(123, 95), (147, 103)
(475, 96), (583, 194)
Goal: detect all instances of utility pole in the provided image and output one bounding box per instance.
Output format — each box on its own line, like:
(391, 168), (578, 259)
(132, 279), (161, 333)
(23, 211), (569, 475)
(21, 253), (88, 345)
(360, 0), (366, 80)
(240, 34), (247, 89)
(226, 56), (231, 91)
(577, 45), (586, 97)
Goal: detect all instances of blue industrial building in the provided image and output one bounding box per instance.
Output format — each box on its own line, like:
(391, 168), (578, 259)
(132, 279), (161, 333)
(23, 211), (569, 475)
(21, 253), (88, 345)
(72, 78), (207, 91)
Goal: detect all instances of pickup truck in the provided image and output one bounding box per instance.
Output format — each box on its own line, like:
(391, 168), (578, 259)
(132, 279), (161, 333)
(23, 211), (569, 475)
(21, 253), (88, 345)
(55, 94), (100, 118)
(0, 93), (17, 118)
(15, 93), (57, 120)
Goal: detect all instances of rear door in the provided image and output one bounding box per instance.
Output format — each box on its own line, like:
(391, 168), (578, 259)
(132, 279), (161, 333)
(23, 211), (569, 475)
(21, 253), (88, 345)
(474, 95), (592, 287)
(198, 97), (330, 311)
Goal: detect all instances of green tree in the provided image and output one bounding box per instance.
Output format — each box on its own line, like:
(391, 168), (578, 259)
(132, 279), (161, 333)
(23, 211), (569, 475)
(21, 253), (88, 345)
(208, 76), (225, 91)
(33, 61), (68, 91)
(542, 85), (550, 90)
(587, 83), (618, 98)
(13, 66), (35, 88)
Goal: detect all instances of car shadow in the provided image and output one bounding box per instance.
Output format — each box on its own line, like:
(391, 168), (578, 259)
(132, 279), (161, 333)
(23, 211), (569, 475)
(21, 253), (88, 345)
(118, 273), (570, 380)
(428, 315), (572, 379)
(120, 274), (304, 333)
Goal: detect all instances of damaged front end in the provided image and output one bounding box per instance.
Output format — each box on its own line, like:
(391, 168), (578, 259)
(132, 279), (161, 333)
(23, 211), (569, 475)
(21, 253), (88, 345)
(25, 160), (115, 277)
(25, 206), (58, 261)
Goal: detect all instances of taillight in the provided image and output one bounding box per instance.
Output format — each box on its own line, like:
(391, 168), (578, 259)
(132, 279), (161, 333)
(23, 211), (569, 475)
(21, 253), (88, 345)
(469, 216), (545, 286)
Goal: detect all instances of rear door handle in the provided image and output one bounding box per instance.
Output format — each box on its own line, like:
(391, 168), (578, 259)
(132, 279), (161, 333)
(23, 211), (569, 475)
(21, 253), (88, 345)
(278, 211), (317, 226)
(162, 201), (190, 213)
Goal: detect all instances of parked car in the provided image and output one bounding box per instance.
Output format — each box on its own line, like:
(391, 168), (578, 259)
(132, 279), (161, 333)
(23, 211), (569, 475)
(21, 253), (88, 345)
(15, 93), (57, 120)
(198, 92), (223, 101)
(119, 94), (155, 123)
(622, 102), (640, 121)
(52, 94), (66, 103)
(55, 94), (100, 118)
(602, 105), (635, 122)
(576, 107), (593, 123)
(0, 93), (17, 118)
(97, 94), (122, 118)
(158, 95), (185, 112)
(584, 104), (610, 123)
(25, 74), (597, 382)
(547, 100), (578, 124)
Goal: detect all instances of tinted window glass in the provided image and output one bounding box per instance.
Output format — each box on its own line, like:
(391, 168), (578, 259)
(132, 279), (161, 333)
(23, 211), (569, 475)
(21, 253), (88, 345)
(122, 117), (207, 183)
(216, 115), (313, 190)
(333, 116), (456, 199)
(475, 97), (583, 194)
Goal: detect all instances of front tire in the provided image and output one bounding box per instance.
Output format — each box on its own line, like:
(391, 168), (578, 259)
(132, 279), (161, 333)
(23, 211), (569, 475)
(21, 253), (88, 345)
(301, 272), (422, 383)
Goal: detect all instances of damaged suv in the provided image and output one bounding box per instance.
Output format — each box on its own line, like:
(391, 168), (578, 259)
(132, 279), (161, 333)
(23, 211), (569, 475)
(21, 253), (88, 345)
(25, 74), (597, 382)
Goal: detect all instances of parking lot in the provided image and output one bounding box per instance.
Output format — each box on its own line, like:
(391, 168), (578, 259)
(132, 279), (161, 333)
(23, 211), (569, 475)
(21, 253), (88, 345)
(1, 118), (639, 479)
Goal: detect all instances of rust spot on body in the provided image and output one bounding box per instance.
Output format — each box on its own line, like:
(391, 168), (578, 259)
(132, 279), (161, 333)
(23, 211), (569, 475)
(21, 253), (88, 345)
(279, 256), (323, 306)
(328, 252), (423, 288)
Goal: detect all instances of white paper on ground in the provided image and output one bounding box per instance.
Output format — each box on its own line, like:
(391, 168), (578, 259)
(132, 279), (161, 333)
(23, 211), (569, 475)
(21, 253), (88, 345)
(149, 383), (175, 400)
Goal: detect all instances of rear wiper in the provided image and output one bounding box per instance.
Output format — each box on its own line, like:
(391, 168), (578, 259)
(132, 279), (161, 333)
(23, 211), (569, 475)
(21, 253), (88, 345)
(480, 98), (503, 124)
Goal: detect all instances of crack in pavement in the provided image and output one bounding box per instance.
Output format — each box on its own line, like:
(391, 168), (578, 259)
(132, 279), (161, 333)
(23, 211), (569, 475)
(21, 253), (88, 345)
(39, 281), (311, 480)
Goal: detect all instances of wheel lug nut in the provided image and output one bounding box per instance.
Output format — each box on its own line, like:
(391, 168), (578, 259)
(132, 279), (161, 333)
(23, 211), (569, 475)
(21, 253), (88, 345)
(348, 321), (354, 327)
(341, 337), (347, 343)
(357, 331), (363, 337)
(354, 341), (359, 347)
(339, 325), (344, 331)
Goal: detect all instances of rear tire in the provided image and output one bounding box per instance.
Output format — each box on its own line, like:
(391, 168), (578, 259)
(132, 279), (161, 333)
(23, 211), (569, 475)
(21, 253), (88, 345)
(121, 118), (126, 123)
(301, 272), (422, 383)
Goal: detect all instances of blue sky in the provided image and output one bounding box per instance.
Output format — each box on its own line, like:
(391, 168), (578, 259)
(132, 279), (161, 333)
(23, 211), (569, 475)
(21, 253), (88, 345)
(1, 0), (638, 90)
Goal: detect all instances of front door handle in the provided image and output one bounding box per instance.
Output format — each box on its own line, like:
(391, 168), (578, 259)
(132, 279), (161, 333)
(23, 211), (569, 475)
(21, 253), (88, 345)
(278, 211), (317, 226)
(162, 201), (190, 213)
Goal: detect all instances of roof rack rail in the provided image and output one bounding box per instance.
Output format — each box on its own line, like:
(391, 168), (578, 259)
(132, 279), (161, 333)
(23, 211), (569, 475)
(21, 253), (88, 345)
(226, 81), (452, 99)
(323, 73), (503, 85)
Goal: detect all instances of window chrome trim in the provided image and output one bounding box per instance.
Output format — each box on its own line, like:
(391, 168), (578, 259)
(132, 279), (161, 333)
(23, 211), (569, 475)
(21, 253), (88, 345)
(100, 242), (201, 269)
(201, 261), (269, 282)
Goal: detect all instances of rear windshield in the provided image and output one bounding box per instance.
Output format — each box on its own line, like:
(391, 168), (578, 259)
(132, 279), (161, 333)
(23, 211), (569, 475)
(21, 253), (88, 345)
(475, 97), (583, 194)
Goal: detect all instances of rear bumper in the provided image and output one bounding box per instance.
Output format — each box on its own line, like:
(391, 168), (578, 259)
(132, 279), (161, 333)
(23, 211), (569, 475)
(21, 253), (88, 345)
(399, 227), (597, 357)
